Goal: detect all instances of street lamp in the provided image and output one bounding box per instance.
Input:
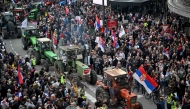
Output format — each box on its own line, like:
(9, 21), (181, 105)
(102, 0), (105, 26)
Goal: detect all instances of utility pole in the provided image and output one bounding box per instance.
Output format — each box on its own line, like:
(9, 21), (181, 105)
(102, 0), (105, 26)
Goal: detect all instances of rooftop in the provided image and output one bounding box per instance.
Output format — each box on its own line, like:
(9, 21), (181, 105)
(59, 45), (81, 51)
(37, 38), (51, 42)
(104, 68), (127, 77)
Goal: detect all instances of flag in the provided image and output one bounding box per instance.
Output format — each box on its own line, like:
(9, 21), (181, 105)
(95, 16), (100, 30)
(98, 37), (105, 52)
(1, 100), (7, 105)
(21, 18), (27, 28)
(17, 65), (23, 85)
(119, 25), (125, 38)
(65, 7), (70, 15)
(133, 66), (158, 94)
(11, 0), (15, 4)
(128, 40), (133, 47)
(178, 46), (183, 55)
(15, 92), (22, 98)
(111, 31), (117, 47)
(163, 48), (169, 58)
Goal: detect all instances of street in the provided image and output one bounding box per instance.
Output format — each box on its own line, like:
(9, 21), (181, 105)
(4, 37), (158, 109)
(3, 22), (158, 109)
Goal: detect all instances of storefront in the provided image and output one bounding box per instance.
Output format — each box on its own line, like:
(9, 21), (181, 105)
(168, 0), (190, 34)
(109, 0), (165, 15)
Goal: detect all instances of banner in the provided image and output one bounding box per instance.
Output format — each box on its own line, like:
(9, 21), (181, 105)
(107, 19), (117, 29)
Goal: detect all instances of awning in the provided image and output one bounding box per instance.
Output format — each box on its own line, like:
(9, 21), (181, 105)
(168, 0), (190, 18)
(109, 0), (151, 6)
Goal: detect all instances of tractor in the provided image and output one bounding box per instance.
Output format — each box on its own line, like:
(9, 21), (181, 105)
(0, 12), (22, 39)
(54, 45), (97, 85)
(28, 2), (48, 21)
(21, 26), (40, 50)
(31, 38), (56, 71)
(96, 68), (143, 109)
(13, 7), (26, 23)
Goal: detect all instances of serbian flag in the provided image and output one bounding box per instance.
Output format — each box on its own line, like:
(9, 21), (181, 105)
(133, 66), (158, 94)
(178, 46), (183, 55)
(98, 37), (105, 52)
(128, 40), (133, 47)
(112, 31), (117, 47)
(95, 16), (100, 30)
(15, 91), (22, 98)
(65, 7), (70, 15)
(17, 65), (23, 85)
(1, 99), (7, 105)
(163, 48), (169, 58)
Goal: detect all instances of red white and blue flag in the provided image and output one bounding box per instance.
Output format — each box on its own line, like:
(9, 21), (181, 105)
(1, 99), (7, 105)
(98, 37), (105, 52)
(15, 91), (22, 98)
(17, 65), (23, 85)
(65, 7), (70, 15)
(112, 31), (118, 48)
(163, 48), (169, 58)
(95, 16), (101, 30)
(133, 66), (158, 94)
(178, 46), (183, 55)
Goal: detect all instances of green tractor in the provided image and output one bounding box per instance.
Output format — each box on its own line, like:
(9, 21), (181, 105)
(0, 12), (22, 39)
(28, 2), (48, 21)
(31, 38), (56, 72)
(54, 45), (97, 86)
(21, 26), (40, 50)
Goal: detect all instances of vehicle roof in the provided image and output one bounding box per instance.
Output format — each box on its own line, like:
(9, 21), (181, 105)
(30, 8), (38, 12)
(37, 38), (51, 42)
(33, 2), (41, 5)
(104, 68), (127, 77)
(1, 12), (13, 16)
(59, 45), (81, 51)
(14, 8), (24, 10)
(25, 26), (37, 30)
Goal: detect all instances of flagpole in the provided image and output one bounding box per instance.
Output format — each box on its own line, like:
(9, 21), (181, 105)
(102, 0), (105, 26)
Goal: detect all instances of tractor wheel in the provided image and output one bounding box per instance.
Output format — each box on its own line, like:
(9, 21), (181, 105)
(69, 73), (80, 86)
(17, 29), (21, 38)
(42, 60), (49, 72)
(89, 70), (97, 85)
(137, 102), (143, 109)
(2, 30), (8, 39)
(96, 86), (110, 104)
(31, 51), (41, 65)
(54, 61), (64, 75)
(22, 37), (28, 50)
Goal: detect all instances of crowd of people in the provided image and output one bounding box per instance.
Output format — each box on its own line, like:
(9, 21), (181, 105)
(1, 0), (190, 109)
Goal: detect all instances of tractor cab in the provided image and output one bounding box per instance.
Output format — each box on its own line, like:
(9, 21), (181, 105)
(1, 12), (15, 26)
(22, 26), (40, 49)
(13, 8), (25, 22)
(57, 45), (83, 65)
(36, 38), (53, 54)
(96, 68), (143, 109)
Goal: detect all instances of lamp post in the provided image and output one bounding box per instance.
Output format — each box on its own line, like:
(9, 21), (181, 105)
(102, 0), (105, 26)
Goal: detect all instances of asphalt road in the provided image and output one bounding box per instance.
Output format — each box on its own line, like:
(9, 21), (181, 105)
(3, 22), (158, 109)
